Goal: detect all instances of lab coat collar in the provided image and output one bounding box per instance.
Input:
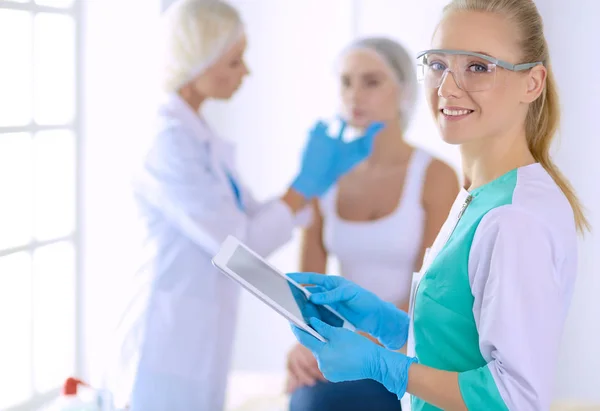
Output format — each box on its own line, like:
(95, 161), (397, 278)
(160, 92), (213, 143)
(160, 92), (238, 170)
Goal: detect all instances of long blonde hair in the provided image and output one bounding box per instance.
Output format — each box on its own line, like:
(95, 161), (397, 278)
(442, 0), (590, 234)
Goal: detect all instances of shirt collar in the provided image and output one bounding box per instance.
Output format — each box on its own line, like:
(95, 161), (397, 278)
(160, 92), (213, 142)
(159, 92), (238, 167)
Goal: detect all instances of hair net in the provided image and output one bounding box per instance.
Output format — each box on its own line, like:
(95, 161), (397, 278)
(340, 37), (419, 131)
(161, 0), (244, 92)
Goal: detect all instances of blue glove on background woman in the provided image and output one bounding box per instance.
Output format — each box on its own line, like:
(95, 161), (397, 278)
(291, 120), (384, 199)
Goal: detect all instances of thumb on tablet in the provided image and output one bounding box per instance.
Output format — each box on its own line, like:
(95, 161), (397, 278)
(291, 324), (325, 353)
(309, 318), (334, 340)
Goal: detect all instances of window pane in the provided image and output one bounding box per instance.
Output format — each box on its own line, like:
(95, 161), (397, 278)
(0, 253), (33, 409)
(34, 13), (75, 125)
(35, 0), (75, 7)
(33, 242), (76, 393)
(0, 133), (33, 250)
(33, 130), (76, 242)
(0, 10), (33, 127)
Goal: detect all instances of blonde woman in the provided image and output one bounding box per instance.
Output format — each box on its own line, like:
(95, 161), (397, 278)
(289, 0), (589, 410)
(121, 0), (383, 410)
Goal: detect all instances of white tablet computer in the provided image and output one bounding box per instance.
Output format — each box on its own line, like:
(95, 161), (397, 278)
(212, 235), (355, 342)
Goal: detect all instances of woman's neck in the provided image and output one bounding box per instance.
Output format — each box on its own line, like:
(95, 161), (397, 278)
(365, 120), (412, 167)
(178, 86), (205, 113)
(461, 127), (535, 190)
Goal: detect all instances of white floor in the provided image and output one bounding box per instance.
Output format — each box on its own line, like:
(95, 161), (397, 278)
(225, 371), (289, 411)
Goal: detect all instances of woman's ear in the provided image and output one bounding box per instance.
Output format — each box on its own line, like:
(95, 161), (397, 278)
(522, 65), (547, 103)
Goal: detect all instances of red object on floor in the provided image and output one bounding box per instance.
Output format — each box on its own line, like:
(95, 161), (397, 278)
(62, 377), (88, 396)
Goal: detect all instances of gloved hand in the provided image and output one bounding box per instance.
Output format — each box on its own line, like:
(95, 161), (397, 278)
(288, 272), (409, 350)
(291, 119), (384, 199)
(291, 317), (418, 398)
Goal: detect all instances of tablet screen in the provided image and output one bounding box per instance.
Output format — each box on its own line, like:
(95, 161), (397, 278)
(226, 245), (344, 328)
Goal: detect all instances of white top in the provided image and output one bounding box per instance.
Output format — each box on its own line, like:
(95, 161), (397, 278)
(319, 149), (432, 304)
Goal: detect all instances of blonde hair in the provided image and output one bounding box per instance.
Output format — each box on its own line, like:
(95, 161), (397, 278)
(442, 0), (590, 233)
(161, 0), (243, 92)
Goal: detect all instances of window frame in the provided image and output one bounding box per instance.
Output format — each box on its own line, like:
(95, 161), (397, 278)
(0, 1), (83, 409)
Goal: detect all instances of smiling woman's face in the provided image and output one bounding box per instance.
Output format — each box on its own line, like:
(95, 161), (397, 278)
(427, 10), (536, 145)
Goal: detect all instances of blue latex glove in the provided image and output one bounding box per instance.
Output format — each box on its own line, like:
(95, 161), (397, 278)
(291, 317), (418, 398)
(291, 119), (384, 199)
(288, 272), (409, 350)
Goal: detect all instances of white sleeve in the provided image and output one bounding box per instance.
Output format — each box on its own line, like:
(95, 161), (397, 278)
(133, 124), (300, 257)
(459, 206), (572, 411)
(239, 179), (313, 229)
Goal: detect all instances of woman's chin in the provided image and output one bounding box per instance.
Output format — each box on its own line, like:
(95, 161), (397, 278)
(347, 117), (372, 130)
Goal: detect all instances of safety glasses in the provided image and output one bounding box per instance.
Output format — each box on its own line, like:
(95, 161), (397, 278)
(416, 49), (543, 92)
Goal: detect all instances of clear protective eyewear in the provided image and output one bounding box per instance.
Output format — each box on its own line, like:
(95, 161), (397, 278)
(416, 49), (543, 92)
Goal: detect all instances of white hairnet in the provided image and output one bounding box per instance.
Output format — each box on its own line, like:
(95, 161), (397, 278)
(341, 37), (419, 131)
(161, 0), (244, 92)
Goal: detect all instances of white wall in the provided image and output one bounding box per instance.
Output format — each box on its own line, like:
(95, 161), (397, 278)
(81, 0), (161, 385)
(536, 0), (600, 404)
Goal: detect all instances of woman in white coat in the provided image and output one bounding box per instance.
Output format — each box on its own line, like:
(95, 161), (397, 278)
(119, 1), (383, 410)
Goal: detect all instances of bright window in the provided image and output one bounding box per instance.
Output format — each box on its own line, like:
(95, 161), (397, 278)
(0, 1), (80, 409)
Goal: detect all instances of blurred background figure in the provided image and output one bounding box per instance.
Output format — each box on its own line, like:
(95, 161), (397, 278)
(286, 37), (459, 411)
(117, 0), (381, 410)
(0, 1), (599, 411)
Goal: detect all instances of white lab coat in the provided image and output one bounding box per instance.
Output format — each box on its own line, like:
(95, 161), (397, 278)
(118, 93), (308, 411)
